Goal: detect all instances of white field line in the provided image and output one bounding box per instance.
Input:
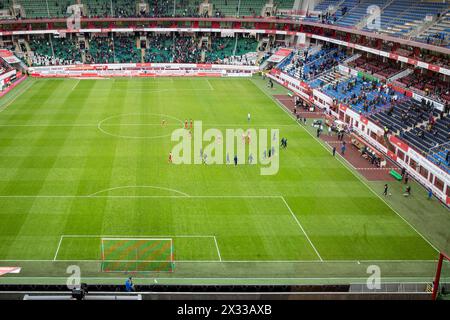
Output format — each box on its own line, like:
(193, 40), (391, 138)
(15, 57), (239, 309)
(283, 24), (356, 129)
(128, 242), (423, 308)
(53, 236), (64, 261)
(70, 79), (80, 91)
(213, 236), (222, 262)
(280, 196), (323, 262)
(88, 185), (190, 197)
(250, 79), (441, 254)
(96, 111), (184, 140)
(61, 234), (216, 238)
(0, 80), (34, 113)
(205, 79), (214, 90)
(101, 237), (173, 241)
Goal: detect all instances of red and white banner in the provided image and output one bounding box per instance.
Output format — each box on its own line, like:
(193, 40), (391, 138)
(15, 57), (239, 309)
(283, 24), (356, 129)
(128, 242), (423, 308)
(267, 48), (293, 63)
(29, 63), (259, 78)
(0, 50), (21, 64)
(0, 267), (21, 276)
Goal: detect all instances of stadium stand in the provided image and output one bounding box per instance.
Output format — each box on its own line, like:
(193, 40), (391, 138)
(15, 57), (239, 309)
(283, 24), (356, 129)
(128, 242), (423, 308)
(175, 0), (201, 17)
(368, 95), (450, 173)
(305, 0), (449, 46)
(0, 56), (13, 75)
(86, 36), (115, 64)
(428, 143), (450, 173)
(369, 98), (437, 133)
(206, 36), (258, 64)
(322, 75), (401, 114)
(305, 0), (360, 23)
(113, 36), (142, 63)
(66, 34), (259, 64)
(4, 0), (295, 18)
(144, 35), (175, 63)
(279, 44), (347, 81)
(15, 0), (72, 18)
(403, 113), (450, 153)
(348, 55), (405, 80)
(28, 36), (82, 65)
(395, 69), (450, 103)
(379, 0), (448, 36)
(338, 0), (388, 28)
(172, 36), (203, 63)
(417, 12), (450, 47)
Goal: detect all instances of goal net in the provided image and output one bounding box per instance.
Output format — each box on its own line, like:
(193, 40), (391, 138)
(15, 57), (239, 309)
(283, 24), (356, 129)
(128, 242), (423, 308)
(432, 252), (450, 300)
(101, 238), (174, 273)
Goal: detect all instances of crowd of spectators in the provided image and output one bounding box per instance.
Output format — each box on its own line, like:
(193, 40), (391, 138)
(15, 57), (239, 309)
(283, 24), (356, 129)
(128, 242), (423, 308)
(205, 36), (258, 65)
(172, 36), (202, 63)
(28, 37), (82, 66)
(24, 34), (258, 66)
(397, 70), (450, 103)
(282, 44), (347, 81)
(326, 76), (400, 114)
(86, 37), (114, 64)
(348, 56), (404, 79)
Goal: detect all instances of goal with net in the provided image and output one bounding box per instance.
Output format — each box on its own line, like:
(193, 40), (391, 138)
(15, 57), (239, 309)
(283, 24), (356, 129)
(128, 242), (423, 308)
(100, 238), (174, 273)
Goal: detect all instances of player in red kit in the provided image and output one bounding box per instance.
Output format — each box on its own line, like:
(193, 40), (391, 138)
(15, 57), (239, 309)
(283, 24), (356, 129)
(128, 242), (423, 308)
(184, 120), (188, 129)
(168, 152), (173, 163)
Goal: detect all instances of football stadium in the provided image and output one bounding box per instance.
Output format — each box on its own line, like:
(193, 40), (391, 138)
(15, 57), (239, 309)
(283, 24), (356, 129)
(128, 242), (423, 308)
(0, 0), (449, 303)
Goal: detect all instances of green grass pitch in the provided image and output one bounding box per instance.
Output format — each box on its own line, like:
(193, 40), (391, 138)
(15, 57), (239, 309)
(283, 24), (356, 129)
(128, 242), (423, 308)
(0, 77), (443, 285)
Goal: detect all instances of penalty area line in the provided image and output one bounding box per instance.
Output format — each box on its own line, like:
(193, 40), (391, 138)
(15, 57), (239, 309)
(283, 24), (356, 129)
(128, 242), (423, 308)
(70, 79), (80, 91)
(280, 196), (323, 262)
(213, 236), (222, 262)
(53, 236), (63, 261)
(205, 79), (214, 91)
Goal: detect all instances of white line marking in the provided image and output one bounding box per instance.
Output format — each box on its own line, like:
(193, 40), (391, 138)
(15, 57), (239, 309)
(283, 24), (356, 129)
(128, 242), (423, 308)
(101, 237), (173, 241)
(97, 112), (183, 139)
(53, 236), (63, 261)
(0, 79), (34, 113)
(205, 79), (214, 91)
(61, 234), (215, 238)
(280, 196), (323, 262)
(89, 185), (190, 197)
(213, 236), (222, 262)
(70, 79), (80, 91)
(251, 79), (440, 254)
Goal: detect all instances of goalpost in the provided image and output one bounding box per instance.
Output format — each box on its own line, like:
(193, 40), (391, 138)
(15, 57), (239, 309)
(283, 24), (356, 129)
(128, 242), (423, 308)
(101, 238), (175, 273)
(432, 252), (450, 300)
